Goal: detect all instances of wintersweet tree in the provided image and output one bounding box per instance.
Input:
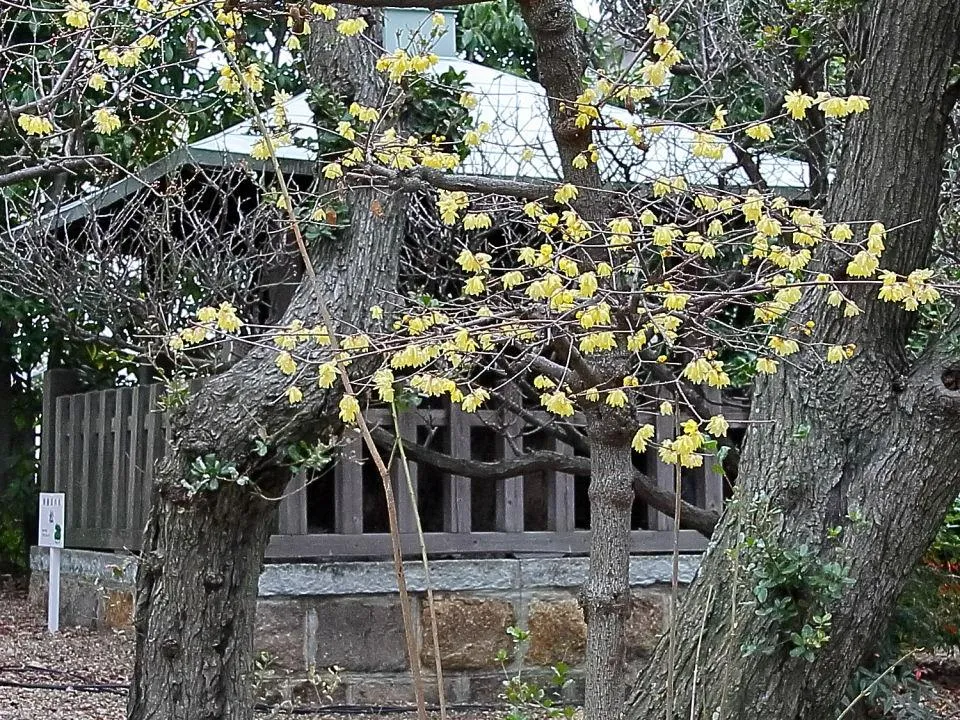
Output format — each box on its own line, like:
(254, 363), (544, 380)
(6, 0), (960, 719)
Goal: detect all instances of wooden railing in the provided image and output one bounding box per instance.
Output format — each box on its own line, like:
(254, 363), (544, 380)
(40, 370), (747, 559)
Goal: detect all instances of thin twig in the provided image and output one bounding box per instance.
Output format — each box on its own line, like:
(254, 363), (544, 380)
(391, 401), (448, 720)
(689, 585), (715, 720)
(834, 649), (918, 720)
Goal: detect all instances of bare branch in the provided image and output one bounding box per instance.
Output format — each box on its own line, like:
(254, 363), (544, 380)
(370, 426), (719, 536)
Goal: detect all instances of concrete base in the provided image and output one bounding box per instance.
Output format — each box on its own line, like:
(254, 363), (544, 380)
(29, 547), (699, 705)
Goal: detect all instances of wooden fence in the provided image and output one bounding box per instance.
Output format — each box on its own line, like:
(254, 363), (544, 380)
(39, 369), (747, 560)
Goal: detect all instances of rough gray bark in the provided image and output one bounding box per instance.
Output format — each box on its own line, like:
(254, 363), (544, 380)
(625, 2), (960, 719)
(127, 11), (406, 719)
(581, 415), (635, 720)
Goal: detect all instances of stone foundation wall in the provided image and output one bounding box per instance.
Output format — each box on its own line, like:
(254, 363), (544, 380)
(29, 548), (699, 705)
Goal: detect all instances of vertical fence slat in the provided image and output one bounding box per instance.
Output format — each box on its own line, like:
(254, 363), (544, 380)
(79, 392), (99, 531)
(41, 370), (82, 494)
(495, 407), (524, 532)
(444, 402), (471, 533)
(127, 387), (150, 542)
(96, 389), (116, 531)
(53, 396), (70, 498)
(335, 434), (363, 534)
(112, 388), (132, 533)
(67, 393), (84, 534)
(546, 439), (576, 532)
(392, 412), (419, 534)
(278, 470), (308, 535)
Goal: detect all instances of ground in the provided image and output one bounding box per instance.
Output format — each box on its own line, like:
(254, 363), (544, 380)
(2, 576), (960, 719)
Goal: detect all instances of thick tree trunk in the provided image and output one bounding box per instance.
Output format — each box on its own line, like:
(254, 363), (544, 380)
(582, 417), (635, 720)
(625, 2), (960, 719)
(128, 11), (403, 711)
(128, 182), (403, 720)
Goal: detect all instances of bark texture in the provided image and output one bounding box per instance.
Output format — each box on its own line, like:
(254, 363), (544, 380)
(581, 416), (635, 720)
(625, 2), (960, 719)
(127, 11), (406, 719)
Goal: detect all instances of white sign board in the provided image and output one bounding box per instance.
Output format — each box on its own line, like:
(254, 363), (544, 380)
(38, 492), (65, 549)
(38, 492), (65, 633)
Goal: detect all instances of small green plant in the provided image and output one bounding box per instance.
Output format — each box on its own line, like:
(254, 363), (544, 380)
(731, 492), (854, 661)
(496, 626), (576, 720)
(285, 439), (334, 474)
(181, 454), (251, 497)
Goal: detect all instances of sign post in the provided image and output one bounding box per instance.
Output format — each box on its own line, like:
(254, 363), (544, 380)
(38, 492), (65, 633)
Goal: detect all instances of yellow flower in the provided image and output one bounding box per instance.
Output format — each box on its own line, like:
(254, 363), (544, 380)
(541, 390), (575, 417)
(818, 95), (849, 118)
(579, 272), (598, 297)
(830, 223), (853, 242)
(311, 3), (336, 19)
(755, 357), (779, 375)
(322, 163), (343, 180)
(632, 424), (656, 453)
(463, 276), (486, 295)
(316, 362), (337, 388)
(826, 345), (846, 364)
(463, 213), (492, 231)
(339, 395), (361, 423)
(88, 73), (107, 91)
(745, 123), (774, 142)
(17, 114), (53, 136)
(768, 336), (799, 356)
(92, 108), (121, 135)
(276, 351), (297, 375)
(98, 47), (121, 68)
(605, 389), (628, 408)
(846, 251), (879, 278)
(336, 16), (367, 36)
(64, 0), (91, 28)
(663, 293), (689, 311)
(646, 13), (670, 38)
(216, 302), (242, 333)
(659, 401), (673, 416)
(196, 306), (217, 323)
(783, 90), (814, 120)
(845, 95), (870, 114)
(456, 249), (492, 273)
(286, 386), (304, 404)
(706, 415), (729, 437)
(554, 183), (578, 204)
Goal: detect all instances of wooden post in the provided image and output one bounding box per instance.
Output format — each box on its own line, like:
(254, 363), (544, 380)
(39, 369), (82, 494)
(444, 402), (472, 533)
(111, 388), (132, 534)
(78, 392), (99, 533)
(334, 432), (364, 534)
(546, 439), (576, 532)
(95, 389), (116, 530)
(495, 398), (524, 532)
(392, 411), (419, 533)
(127, 386), (150, 541)
(277, 470), (308, 535)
